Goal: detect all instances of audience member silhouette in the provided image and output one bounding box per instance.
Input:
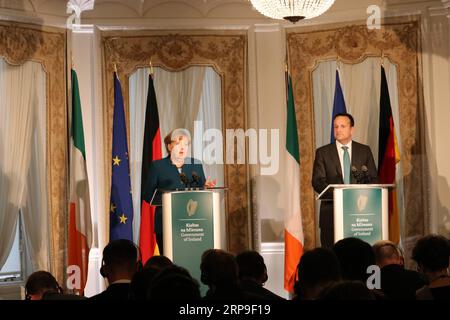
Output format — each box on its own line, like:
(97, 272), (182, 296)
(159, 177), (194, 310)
(144, 255), (173, 270)
(318, 280), (376, 300)
(372, 240), (426, 299)
(200, 249), (260, 300)
(90, 239), (141, 301)
(412, 234), (450, 300)
(25, 271), (63, 300)
(293, 248), (341, 300)
(129, 267), (161, 301)
(129, 255), (174, 300)
(24, 270), (85, 300)
(332, 237), (376, 283)
(236, 250), (285, 300)
(146, 265), (201, 301)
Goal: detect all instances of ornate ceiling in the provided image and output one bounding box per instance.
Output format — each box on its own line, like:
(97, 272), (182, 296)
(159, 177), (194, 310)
(0, 0), (262, 19)
(0, 1), (446, 29)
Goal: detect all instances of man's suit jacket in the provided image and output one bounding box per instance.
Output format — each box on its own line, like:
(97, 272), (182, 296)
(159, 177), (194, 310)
(142, 156), (206, 234)
(312, 141), (378, 228)
(88, 283), (131, 301)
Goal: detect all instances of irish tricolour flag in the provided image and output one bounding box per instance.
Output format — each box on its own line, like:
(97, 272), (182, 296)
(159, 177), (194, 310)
(68, 69), (92, 294)
(284, 72), (304, 293)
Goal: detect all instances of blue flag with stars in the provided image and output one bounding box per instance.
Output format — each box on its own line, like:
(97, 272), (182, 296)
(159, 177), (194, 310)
(110, 72), (134, 241)
(330, 69), (347, 143)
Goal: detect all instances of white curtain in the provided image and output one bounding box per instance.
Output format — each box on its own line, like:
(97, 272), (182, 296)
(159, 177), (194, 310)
(195, 67), (223, 186)
(22, 67), (50, 271)
(0, 60), (48, 270)
(340, 58), (381, 162)
(154, 66), (206, 151)
(129, 66), (223, 243)
(312, 60), (337, 149)
(312, 57), (405, 243)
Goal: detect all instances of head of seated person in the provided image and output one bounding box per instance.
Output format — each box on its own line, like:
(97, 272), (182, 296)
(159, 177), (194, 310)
(294, 247), (341, 300)
(332, 237), (376, 283)
(146, 265), (201, 301)
(100, 239), (141, 284)
(372, 240), (404, 268)
(412, 234), (450, 283)
(143, 255), (173, 271)
(25, 271), (62, 300)
(236, 250), (268, 286)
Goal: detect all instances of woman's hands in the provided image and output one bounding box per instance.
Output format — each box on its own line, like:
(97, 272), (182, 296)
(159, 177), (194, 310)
(205, 176), (217, 188)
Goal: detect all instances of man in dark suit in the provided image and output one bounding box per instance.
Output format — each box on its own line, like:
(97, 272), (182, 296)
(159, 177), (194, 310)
(142, 128), (216, 254)
(236, 250), (285, 300)
(90, 239), (141, 301)
(312, 113), (378, 248)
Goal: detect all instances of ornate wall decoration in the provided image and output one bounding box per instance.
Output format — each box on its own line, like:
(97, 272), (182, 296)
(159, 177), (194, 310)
(287, 19), (427, 248)
(101, 30), (249, 253)
(0, 21), (67, 283)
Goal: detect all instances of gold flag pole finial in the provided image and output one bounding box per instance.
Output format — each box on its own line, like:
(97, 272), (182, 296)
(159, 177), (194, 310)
(149, 60), (154, 75)
(380, 51), (384, 67)
(114, 63), (118, 74)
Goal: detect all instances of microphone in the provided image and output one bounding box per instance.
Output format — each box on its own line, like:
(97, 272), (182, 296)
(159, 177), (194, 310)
(351, 165), (371, 184)
(361, 165), (371, 183)
(191, 171), (200, 187)
(179, 172), (189, 188)
(351, 165), (361, 184)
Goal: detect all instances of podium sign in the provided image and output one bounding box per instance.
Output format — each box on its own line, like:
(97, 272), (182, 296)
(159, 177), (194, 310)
(343, 188), (382, 243)
(162, 190), (221, 292)
(333, 185), (389, 245)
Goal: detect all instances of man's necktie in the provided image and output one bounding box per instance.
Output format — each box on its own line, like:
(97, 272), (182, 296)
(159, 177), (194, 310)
(342, 146), (350, 184)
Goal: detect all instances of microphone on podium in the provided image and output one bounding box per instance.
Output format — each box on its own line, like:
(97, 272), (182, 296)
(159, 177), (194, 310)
(191, 171), (200, 187)
(179, 172), (189, 188)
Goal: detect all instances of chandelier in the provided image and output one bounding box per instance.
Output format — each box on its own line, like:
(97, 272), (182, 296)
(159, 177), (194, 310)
(249, 0), (336, 23)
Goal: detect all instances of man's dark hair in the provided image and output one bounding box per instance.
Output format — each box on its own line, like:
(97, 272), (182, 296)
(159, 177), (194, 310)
(102, 239), (139, 272)
(25, 271), (62, 299)
(333, 237), (375, 282)
(333, 113), (354, 127)
(147, 265), (200, 301)
(200, 249), (238, 288)
(236, 250), (266, 280)
(294, 247), (341, 297)
(412, 234), (450, 272)
(144, 255), (173, 270)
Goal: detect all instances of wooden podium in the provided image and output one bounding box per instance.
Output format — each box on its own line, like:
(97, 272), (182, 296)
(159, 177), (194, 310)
(317, 184), (395, 245)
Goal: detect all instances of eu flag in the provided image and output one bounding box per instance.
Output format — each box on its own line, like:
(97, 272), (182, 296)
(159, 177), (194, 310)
(110, 72), (134, 241)
(330, 69), (347, 143)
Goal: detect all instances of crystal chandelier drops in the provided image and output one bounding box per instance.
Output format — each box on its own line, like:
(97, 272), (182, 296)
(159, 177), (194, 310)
(249, 0), (336, 23)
